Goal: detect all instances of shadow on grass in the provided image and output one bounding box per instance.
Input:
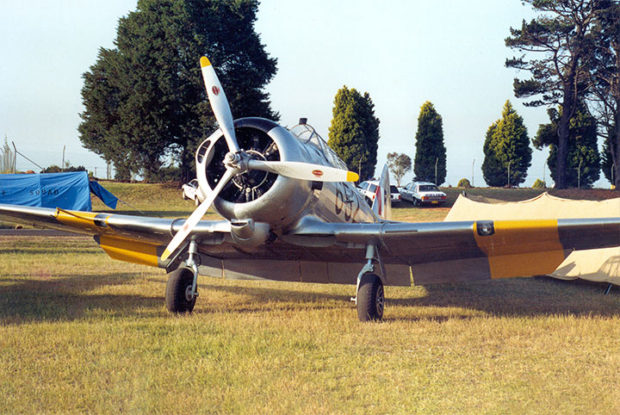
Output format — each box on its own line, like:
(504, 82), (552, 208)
(3, 271), (617, 324)
(0, 273), (165, 325)
(185, 275), (619, 321)
(1, 249), (100, 255)
(386, 277), (620, 321)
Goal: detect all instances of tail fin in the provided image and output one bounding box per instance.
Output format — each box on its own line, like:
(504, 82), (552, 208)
(372, 164), (392, 220)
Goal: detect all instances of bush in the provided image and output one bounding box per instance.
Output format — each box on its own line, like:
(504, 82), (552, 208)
(457, 178), (472, 188)
(532, 179), (546, 189)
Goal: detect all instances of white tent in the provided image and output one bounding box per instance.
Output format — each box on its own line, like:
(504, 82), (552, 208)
(445, 192), (620, 285)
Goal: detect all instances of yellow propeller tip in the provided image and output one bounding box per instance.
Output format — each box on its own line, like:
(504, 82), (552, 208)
(161, 249), (171, 261)
(346, 171), (359, 182)
(200, 56), (211, 68)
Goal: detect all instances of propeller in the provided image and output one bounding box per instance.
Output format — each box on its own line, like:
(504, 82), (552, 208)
(161, 169), (235, 261)
(247, 160), (358, 182)
(160, 56), (359, 262)
(200, 56), (239, 153)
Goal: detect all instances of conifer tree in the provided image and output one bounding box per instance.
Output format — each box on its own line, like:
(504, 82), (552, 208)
(482, 101), (532, 187)
(413, 101), (446, 185)
(327, 86), (380, 181)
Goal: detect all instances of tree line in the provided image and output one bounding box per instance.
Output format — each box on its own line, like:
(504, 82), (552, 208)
(80, 0), (617, 189)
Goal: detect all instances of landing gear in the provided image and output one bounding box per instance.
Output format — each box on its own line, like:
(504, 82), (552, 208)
(165, 239), (200, 313)
(354, 242), (386, 322)
(357, 273), (384, 321)
(165, 267), (197, 313)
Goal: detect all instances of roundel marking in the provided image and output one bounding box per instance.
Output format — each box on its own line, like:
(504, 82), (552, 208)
(312, 169), (323, 177)
(212, 86), (220, 95)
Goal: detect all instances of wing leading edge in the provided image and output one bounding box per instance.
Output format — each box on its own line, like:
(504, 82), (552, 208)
(1, 203), (618, 286)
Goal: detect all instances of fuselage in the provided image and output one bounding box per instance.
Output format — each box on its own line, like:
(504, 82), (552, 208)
(195, 118), (377, 234)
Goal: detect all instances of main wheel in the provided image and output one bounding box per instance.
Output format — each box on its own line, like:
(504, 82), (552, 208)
(165, 267), (197, 313)
(357, 273), (384, 321)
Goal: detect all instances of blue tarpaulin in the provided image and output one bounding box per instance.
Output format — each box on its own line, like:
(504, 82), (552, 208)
(0, 172), (118, 211)
(89, 180), (118, 209)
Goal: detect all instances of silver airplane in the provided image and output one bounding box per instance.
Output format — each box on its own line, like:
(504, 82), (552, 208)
(1, 56), (618, 321)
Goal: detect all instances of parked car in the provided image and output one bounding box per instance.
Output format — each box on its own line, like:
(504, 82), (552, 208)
(400, 181), (447, 206)
(357, 180), (401, 206)
(182, 179), (201, 206)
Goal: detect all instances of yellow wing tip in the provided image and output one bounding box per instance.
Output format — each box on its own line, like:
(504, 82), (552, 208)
(346, 171), (359, 182)
(200, 56), (211, 68)
(161, 249), (171, 261)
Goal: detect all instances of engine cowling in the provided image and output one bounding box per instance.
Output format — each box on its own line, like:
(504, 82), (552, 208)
(195, 118), (315, 230)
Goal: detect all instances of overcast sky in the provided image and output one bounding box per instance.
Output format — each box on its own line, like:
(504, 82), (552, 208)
(0, 1), (608, 187)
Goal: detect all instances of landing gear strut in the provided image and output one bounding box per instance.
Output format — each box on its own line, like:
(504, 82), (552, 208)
(165, 240), (200, 313)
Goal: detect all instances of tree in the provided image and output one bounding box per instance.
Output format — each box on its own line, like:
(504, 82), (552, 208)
(79, 0), (278, 182)
(482, 101), (532, 187)
(328, 86), (380, 181)
(601, 135), (616, 185)
(532, 178), (547, 189)
(457, 178), (472, 188)
(413, 101), (446, 185)
(533, 102), (600, 188)
(585, 1), (619, 188)
(386, 152), (411, 186)
(41, 165), (87, 174)
(505, 0), (605, 188)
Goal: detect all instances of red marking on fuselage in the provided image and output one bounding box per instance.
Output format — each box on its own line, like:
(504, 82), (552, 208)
(212, 86), (220, 95)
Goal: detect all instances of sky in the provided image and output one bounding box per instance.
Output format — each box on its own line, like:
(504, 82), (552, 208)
(0, 0), (609, 187)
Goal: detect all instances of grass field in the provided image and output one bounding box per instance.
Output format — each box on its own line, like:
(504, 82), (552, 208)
(1, 184), (619, 413)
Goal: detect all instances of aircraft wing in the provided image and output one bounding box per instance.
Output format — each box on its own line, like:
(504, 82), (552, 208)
(0, 204), (229, 268)
(283, 217), (620, 284)
(1, 203), (618, 285)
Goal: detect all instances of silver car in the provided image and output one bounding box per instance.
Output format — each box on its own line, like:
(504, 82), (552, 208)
(400, 181), (447, 206)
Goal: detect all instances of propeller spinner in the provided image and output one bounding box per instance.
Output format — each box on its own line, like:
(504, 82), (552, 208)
(161, 56), (359, 261)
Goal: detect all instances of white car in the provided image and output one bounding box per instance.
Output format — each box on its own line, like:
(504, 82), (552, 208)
(357, 180), (401, 205)
(400, 181), (447, 206)
(182, 179), (201, 206)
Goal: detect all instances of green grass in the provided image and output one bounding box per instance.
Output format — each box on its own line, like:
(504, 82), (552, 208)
(1, 234), (620, 414)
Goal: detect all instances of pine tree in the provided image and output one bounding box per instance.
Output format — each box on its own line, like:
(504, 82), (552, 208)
(533, 102), (600, 188)
(79, 0), (277, 181)
(482, 101), (532, 187)
(327, 86), (380, 181)
(413, 101), (446, 185)
(505, 0), (605, 188)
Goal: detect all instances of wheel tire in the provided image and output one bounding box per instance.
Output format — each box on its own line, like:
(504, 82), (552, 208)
(165, 267), (197, 313)
(357, 273), (384, 321)
(365, 197), (372, 206)
(413, 198), (420, 207)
